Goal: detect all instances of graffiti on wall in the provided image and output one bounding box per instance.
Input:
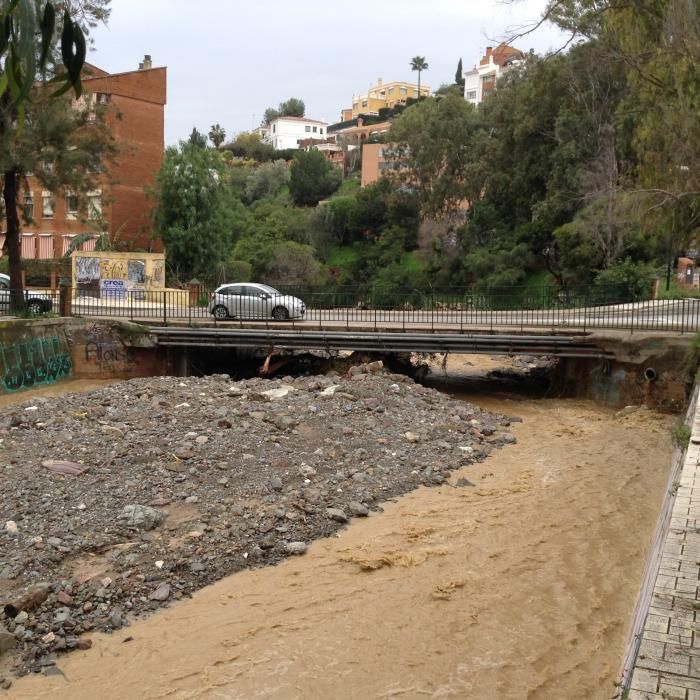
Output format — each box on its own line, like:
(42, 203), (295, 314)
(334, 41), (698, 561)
(0, 336), (72, 392)
(84, 323), (135, 370)
(75, 256), (100, 283)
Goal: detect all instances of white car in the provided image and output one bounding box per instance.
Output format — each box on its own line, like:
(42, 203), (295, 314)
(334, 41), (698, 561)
(208, 283), (306, 321)
(0, 273), (54, 314)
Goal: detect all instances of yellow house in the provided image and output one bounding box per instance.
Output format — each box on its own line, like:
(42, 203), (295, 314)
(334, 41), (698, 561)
(345, 78), (430, 119)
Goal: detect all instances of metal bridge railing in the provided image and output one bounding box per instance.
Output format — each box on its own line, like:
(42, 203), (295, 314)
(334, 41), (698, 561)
(4, 285), (700, 333)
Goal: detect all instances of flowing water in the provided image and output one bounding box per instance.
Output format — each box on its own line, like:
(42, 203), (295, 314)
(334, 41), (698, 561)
(7, 361), (674, 699)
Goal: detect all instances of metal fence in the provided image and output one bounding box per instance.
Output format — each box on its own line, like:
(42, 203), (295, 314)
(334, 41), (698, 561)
(4, 285), (700, 333)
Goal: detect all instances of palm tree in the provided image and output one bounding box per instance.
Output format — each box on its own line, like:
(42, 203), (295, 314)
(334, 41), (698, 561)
(410, 56), (429, 98)
(208, 123), (226, 149)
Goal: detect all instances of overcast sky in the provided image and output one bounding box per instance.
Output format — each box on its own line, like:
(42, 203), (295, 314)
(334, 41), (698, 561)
(89, 0), (565, 146)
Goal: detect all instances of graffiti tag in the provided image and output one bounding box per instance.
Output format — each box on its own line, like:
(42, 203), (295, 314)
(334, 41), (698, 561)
(0, 336), (72, 393)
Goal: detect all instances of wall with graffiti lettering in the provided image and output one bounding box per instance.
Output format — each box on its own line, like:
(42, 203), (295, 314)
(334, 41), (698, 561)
(0, 318), (171, 394)
(0, 334), (72, 392)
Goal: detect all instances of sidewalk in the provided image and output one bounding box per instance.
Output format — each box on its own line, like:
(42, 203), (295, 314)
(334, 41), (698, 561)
(628, 397), (700, 699)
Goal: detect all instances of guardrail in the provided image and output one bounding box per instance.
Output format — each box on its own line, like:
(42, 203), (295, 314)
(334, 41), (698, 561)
(3, 285), (700, 333)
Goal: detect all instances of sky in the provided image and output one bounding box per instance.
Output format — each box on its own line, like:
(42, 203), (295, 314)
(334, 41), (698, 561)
(88, 0), (566, 146)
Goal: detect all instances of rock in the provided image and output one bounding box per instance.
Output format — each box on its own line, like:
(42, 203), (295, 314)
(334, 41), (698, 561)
(118, 505), (166, 531)
(455, 478), (475, 488)
(348, 502), (369, 517)
(109, 612), (123, 629)
(41, 632), (55, 644)
(4, 521), (18, 536)
(269, 477), (283, 492)
(404, 432), (421, 443)
(326, 508), (349, 524)
(13, 611), (28, 625)
(148, 583), (171, 602)
(285, 542), (308, 555)
(165, 462), (187, 473)
(0, 627), (16, 655)
(1, 678), (11, 689)
(299, 464), (317, 478)
(261, 386), (293, 400)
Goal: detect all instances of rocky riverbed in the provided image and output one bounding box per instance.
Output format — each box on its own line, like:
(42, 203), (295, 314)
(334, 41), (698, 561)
(0, 363), (515, 678)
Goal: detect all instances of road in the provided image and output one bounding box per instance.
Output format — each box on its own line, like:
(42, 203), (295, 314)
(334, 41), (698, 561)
(68, 295), (700, 333)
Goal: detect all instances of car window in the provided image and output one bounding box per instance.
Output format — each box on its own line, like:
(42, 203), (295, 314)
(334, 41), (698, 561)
(0, 278), (8, 290)
(218, 286), (241, 296)
(258, 284), (280, 295)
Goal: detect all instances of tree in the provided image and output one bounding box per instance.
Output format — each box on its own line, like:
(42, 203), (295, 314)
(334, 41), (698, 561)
(263, 98), (305, 124)
(224, 131), (275, 162)
(455, 58), (465, 95)
(244, 160), (289, 203)
(263, 107), (279, 125)
(389, 93), (481, 218)
(154, 142), (243, 281)
(410, 56), (429, 96)
(0, 0), (109, 307)
(188, 127), (208, 148)
(289, 150), (342, 206)
(208, 123), (226, 148)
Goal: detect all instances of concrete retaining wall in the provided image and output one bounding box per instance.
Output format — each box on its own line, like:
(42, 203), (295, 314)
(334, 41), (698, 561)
(553, 333), (692, 412)
(0, 318), (171, 394)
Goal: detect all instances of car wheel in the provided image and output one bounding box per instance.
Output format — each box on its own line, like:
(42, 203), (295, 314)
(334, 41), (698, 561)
(27, 300), (44, 314)
(272, 306), (289, 321)
(212, 305), (230, 320)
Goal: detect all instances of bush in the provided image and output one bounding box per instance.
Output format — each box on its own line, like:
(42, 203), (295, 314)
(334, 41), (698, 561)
(593, 260), (654, 302)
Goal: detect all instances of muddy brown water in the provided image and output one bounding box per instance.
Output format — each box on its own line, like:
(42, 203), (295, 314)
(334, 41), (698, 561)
(5, 361), (673, 699)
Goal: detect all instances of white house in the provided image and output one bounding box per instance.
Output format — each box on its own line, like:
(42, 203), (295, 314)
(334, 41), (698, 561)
(463, 44), (525, 107)
(263, 116), (329, 150)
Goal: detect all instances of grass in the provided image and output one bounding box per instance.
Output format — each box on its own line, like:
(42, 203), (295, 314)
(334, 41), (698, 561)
(522, 270), (557, 292)
(657, 277), (700, 299)
(672, 423), (692, 449)
(398, 251), (426, 274)
(326, 243), (366, 269)
(333, 176), (360, 198)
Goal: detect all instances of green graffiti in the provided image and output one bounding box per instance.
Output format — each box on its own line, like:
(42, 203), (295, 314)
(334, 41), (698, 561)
(0, 336), (72, 393)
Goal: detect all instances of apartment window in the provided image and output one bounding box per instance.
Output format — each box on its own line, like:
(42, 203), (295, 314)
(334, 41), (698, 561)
(400, 87), (407, 96)
(41, 160), (53, 175)
(66, 194), (79, 220)
(87, 191), (102, 220)
(388, 87), (394, 95)
(466, 90), (477, 101)
(362, 100), (368, 108)
(23, 193), (34, 221)
(96, 92), (110, 105)
(41, 192), (54, 219)
(305, 125), (311, 132)
(312, 126), (317, 133)
(320, 128), (324, 134)
(272, 124), (276, 133)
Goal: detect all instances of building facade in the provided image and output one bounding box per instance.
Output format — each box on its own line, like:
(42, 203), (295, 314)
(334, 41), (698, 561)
(5, 56), (167, 261)
(345, 78), (431, 120)
(463, 44), (524, 106)
(263, 116), (329, 150)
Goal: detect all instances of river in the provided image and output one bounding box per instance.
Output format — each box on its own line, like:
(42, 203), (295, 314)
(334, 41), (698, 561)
(7, 358), (673, 699)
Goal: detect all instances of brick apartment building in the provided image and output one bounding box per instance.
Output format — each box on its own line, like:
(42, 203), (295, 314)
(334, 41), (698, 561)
(4, 56), (167, 261)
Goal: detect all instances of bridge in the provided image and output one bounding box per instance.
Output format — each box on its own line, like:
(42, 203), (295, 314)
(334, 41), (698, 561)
(149, 326), (616, 358)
